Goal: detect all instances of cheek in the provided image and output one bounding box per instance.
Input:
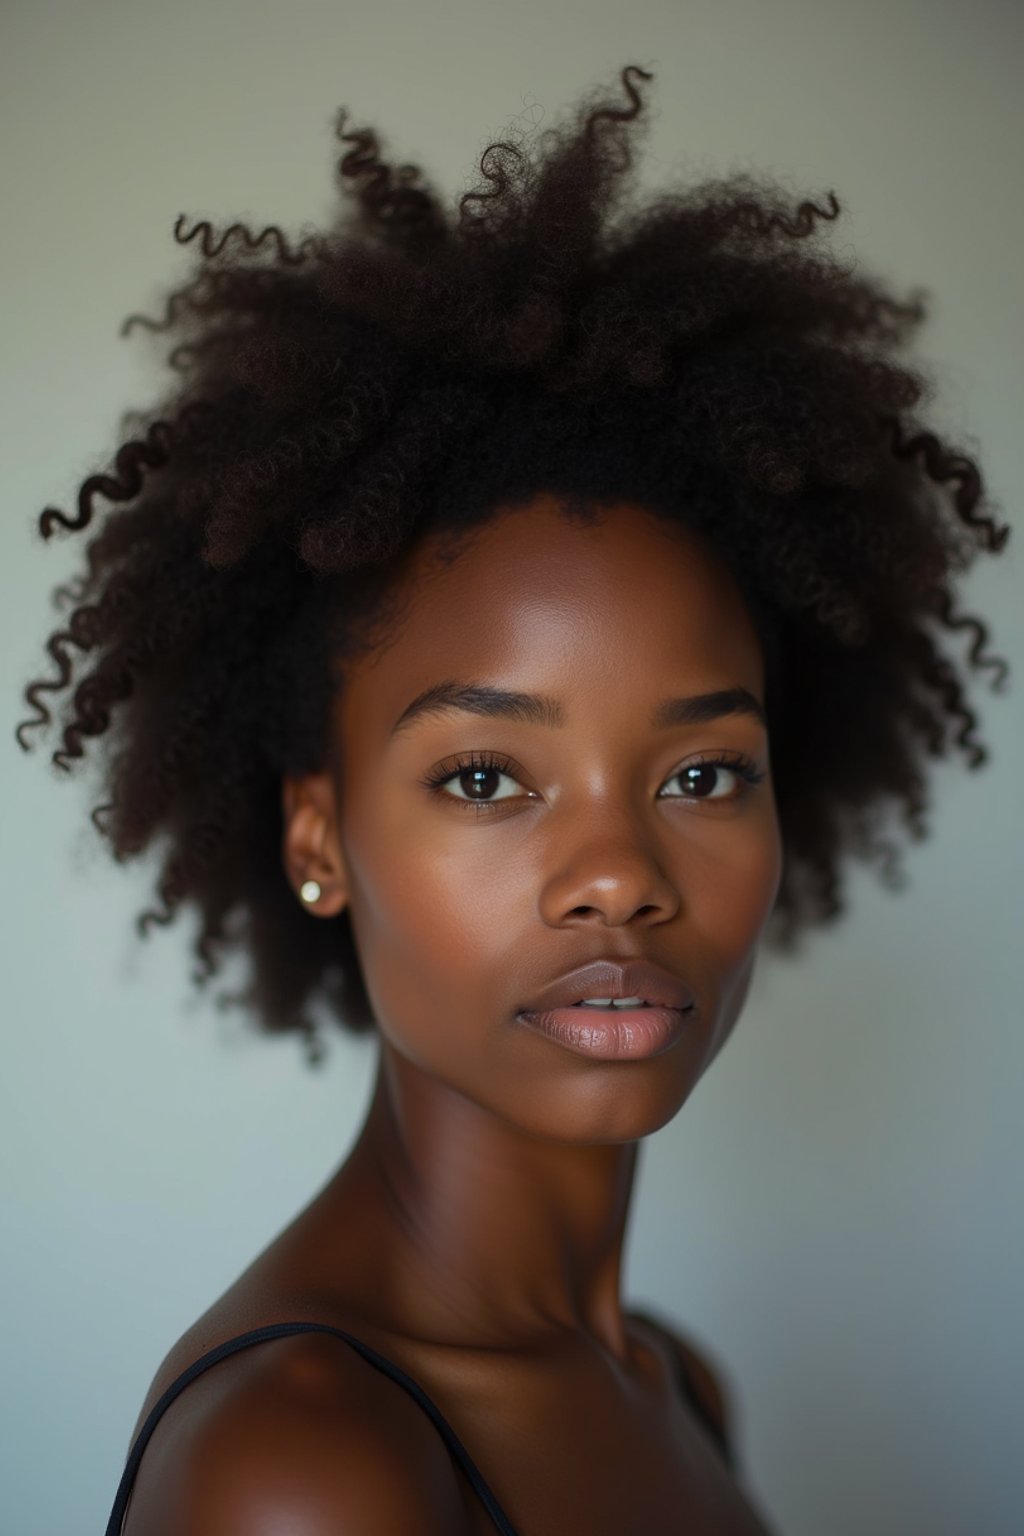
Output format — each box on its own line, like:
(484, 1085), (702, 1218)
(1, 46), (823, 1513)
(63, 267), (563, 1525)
(737, 803), (783, 939)
(684, 798), (782, 955)
(691, 803), (782, 1058)
(338, 802), (508, 1059)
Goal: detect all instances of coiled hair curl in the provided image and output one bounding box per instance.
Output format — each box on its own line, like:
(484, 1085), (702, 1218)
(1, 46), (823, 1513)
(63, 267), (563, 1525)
(15, 65), (1012, 1064)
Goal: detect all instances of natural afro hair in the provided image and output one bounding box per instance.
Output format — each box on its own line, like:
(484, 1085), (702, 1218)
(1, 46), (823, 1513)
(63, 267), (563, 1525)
(15, 64), (1012, 1065)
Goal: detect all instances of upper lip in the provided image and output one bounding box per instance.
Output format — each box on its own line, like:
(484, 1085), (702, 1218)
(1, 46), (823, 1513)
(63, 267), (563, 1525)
(519, 958), (695, 1013)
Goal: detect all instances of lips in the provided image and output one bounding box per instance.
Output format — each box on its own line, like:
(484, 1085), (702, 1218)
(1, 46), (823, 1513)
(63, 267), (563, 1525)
(518, 957), (695, 1015)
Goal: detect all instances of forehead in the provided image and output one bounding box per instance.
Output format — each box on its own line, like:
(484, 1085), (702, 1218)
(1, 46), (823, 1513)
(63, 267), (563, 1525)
(338, 495), (763, 734)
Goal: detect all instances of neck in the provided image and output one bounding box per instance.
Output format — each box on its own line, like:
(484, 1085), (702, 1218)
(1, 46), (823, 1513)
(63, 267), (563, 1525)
(323, 1043), (642, 1362)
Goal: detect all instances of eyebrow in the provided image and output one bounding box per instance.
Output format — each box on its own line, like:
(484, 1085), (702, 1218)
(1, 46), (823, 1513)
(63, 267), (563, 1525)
(389, 680), (766, 738)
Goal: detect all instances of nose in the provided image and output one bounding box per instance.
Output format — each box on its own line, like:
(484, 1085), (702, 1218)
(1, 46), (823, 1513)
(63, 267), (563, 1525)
(536, 810), (680, 928)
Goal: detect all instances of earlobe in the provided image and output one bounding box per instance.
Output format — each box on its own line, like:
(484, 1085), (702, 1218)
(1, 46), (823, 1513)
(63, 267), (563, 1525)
(281, 772), (349, 916)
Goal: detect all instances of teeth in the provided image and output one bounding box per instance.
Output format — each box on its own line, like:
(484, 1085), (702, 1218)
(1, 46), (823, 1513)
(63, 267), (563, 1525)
(577, 997), (646, 1008)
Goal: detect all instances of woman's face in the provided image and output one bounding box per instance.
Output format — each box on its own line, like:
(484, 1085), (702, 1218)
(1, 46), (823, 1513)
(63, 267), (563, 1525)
(302, 494), (782, 1142)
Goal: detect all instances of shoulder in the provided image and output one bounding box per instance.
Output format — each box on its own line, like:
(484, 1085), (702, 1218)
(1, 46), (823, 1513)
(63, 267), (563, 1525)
(632, 1309), (737, 1464)
(671, 1330), (734, 1443)
(122, 1328), (470, 1536)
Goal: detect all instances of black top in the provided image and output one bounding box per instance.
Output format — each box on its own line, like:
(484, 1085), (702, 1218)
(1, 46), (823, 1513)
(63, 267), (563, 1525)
(103, 1314), (733, 1535)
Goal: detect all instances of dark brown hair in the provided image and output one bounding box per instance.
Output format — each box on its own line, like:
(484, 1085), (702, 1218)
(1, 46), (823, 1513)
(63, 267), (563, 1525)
(15, 65), (1011, 1064)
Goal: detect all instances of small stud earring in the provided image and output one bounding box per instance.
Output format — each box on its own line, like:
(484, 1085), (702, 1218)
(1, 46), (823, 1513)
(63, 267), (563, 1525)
(299, 879), (322, 904)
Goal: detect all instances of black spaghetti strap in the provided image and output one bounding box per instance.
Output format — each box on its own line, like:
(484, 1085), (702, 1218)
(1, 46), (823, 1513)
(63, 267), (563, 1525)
(103, 1321), (521, 1536)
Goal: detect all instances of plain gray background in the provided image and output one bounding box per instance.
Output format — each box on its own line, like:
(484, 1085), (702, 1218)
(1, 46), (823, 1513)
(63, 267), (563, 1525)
(2, 1), (1022, 1533)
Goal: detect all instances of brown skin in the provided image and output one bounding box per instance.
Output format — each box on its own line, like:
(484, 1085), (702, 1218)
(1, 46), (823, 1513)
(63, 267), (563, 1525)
(122, 495), (783, 1534)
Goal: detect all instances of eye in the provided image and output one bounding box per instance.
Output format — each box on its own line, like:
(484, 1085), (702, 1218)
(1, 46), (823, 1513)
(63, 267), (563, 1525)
(659, 752), (766, 802)
(422, 750), (529, 808)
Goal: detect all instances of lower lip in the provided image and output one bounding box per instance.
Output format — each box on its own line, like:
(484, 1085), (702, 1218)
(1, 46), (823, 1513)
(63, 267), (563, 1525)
(515, 1005), (692, 1060)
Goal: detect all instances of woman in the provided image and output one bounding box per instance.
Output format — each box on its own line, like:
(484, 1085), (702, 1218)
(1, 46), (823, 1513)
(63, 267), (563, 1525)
(17, 64), (1009, 1535)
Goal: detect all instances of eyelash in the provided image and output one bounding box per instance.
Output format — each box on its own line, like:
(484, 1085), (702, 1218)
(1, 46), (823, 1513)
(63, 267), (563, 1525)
(421, 749), (767, 811)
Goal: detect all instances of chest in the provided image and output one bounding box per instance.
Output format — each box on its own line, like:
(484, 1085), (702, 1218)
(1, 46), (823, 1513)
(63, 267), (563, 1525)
(444, 1351), (775, 1536)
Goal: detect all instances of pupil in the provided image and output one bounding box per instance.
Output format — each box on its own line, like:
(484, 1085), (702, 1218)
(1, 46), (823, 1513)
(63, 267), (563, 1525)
(463, 767), (500, 798)
(683, 765), (716, 797)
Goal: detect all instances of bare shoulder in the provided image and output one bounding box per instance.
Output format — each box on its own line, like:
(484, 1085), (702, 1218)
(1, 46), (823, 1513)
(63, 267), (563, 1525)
(633, 1309), (736, 1454)
(122, 1328), (470, 1536)
(670, 1327), (734, 1436)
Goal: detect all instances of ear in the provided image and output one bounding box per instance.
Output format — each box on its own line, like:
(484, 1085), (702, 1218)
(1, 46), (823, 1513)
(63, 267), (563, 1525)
(281, 770), (349, 917)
